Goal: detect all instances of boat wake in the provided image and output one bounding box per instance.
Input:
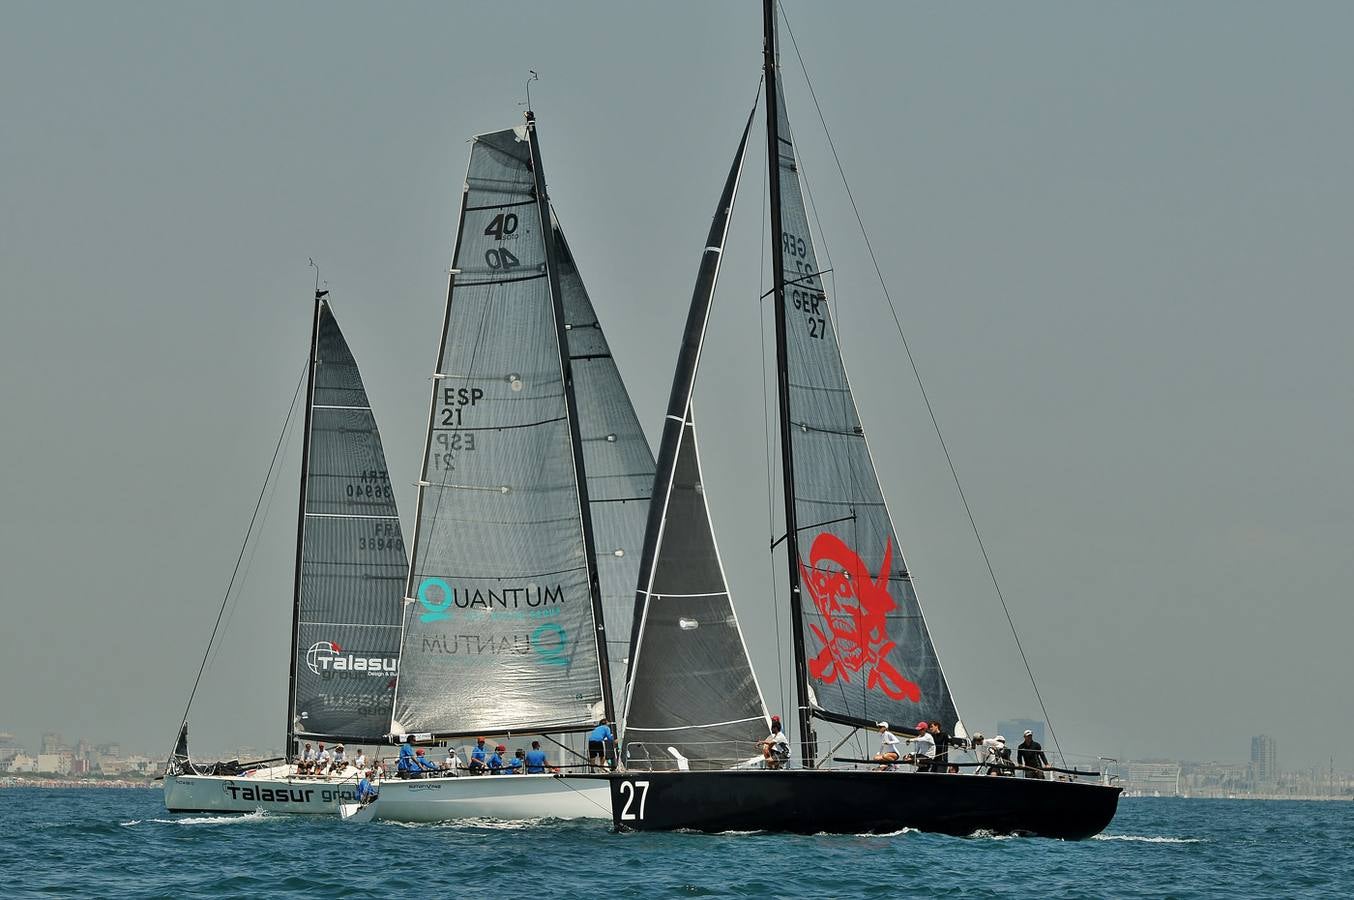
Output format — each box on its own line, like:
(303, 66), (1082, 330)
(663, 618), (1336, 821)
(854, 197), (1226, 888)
(1091, 834), (1203, 844)
(386, 817), (562, 831)
(129, 810), (272, 827)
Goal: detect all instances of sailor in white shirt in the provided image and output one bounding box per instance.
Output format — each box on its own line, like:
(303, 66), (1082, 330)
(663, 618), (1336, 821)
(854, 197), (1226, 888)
(330, 744), (347, 773)
(314, 742), (331, 775)
(441, 747), (462, 774)
(352, 749), (367, 771)
(905, 720), (937, 771)
(873, 721), (902, 768)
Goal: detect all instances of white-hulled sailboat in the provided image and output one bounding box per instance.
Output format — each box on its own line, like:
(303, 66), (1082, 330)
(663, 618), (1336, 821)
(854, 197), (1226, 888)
(361, 111), (654, 823)
(164, 283), (408, 814)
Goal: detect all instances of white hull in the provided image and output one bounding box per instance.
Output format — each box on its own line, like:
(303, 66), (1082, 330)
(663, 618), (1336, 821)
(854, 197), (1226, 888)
(371, 773), (609, 822)
(164, 765), (362, 815)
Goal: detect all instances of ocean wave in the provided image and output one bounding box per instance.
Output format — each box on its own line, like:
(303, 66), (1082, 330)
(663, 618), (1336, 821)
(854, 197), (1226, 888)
(150, 809), (272, 826)
(1092, 834), (1204, 843)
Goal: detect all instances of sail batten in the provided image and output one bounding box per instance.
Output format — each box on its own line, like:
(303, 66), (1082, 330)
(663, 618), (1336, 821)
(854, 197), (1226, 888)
(289, 301), (407, 745)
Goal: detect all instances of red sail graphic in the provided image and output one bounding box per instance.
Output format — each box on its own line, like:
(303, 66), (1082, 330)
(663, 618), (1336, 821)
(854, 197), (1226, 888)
(799, 533), (920, 703)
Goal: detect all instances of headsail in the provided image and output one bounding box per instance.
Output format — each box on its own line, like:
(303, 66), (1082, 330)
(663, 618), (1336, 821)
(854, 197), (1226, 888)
(623, 110), (769, 770)
(290, 299), (408, 743)
(770, 78), (959, 734)
(554, 221), (656, 711)
(391, 121), (609, 737)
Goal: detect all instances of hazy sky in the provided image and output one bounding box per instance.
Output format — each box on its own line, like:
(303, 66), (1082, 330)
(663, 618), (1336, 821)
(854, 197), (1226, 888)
(2, 1), (1350, 770)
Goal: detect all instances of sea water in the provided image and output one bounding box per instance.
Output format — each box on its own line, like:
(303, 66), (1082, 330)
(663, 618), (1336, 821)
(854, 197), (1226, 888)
(0, 789), (1348, 898)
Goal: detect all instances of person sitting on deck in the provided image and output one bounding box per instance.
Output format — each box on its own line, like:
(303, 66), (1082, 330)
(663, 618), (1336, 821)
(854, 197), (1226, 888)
(330, 744), (347, 774)
(524, 741), (552, 774)
(504, 749), (525, 774)
(759, 715), (791, 769)
(352, 748), (367, 772)
(414, 748), (437, 775)
(296, 742), (314, 775)
(314, 742), (331, 776)
(468, 737), (488, 774)
(588, 719), (614, 771)
(873, 721), (902, 769)
(488, 744), (507, 774)
(903, 721), (936, 772)
(356, 769), (378, 805)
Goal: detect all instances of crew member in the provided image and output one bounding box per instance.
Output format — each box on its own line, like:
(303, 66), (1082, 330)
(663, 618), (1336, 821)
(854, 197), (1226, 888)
(330, 744), (347, 774)
(760, 715), (791, 769)
(988, 736), (1014, 776)
(397, 736), (418, 777)
(588, 719), (614, 771)
(468, 737), (488, 774)
(413, 748), (437, 776)
(356, 769), (378, 805)
(1017, 730), (1048, 779)
(904, 720), (936, 772)
(873, 721), (902, 769)
(314, 742), (331, 775)
(488, 743), (507, 774)
(928, 723), (950, 772)
(524, 741), (551, 774)
(505, 749), (525, 774)
(352, 748), (367, 772)
(296, 743), (314, 775)
(441, 747), (461, 774)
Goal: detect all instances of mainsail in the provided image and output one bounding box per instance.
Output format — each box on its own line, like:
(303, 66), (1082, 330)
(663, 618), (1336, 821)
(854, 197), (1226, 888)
(289, 298), (408, 744)
(554, 221), (656, 710)
(770, 77), (959, 734)
(622, 111), (769, 770)
(391, 119), (613, 737)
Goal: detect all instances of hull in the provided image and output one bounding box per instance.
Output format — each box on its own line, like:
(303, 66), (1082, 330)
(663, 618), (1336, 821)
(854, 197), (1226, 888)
(163, 765), (361, 815)
(371, 773), (610, 822)
(588, 769), (1121, 839)
(339, 801), (378, 823)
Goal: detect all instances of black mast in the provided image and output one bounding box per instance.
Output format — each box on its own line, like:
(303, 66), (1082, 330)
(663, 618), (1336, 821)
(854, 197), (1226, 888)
(284, 277), (324, 761)
(763, 0), (815, 768)
(524, 110), (618, 734)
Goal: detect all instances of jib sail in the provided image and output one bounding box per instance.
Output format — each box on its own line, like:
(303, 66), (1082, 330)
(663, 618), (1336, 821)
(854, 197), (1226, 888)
(622, 110), (770, 770)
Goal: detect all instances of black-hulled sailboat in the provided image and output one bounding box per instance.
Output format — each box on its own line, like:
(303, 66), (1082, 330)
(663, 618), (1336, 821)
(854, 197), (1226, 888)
(165, 286), (408, 814)
(367, 112), (655, 822)
(588, 1), (1121, 838)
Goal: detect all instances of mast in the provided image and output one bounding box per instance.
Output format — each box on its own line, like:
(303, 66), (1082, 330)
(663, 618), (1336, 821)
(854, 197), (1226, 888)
(763, 0), (814, 768)
(525, 110), (617, 728)
(284, 282), (323, 759)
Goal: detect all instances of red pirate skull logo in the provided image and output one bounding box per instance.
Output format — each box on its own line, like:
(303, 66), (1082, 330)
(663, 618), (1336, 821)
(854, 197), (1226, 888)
(799, 533), (920, 703)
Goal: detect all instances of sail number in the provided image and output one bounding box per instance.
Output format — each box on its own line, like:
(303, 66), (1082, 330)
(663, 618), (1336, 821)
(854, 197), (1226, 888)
(359, 522), (403, 552)
(618, 780), (650, 821)
(439, 387), (484, 427)
(346, 470), (392, 499)
(784, 236), (826, 340)
(484, 213), (521, 270)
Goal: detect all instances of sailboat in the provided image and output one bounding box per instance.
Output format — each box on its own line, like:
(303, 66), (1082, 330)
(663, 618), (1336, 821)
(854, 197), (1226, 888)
(582, 0), (1122, 838)
(164, 286), (408, 814)
(363, 110), (654, 823)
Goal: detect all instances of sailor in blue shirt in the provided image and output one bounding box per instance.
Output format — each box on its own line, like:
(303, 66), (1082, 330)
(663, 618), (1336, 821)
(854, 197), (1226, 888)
(487, 743), (507, 774)
(356, 770), (378, 804)
(468, 737), (488, 774)
(504, 749), (525, 774)
(397, 738), (418, 777)
(588, 719), (614, 770)
(524, 740), (550, 774)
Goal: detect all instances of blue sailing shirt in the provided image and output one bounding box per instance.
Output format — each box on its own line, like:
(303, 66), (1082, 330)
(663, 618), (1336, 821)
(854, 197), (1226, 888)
(471, 744), (487, 763)
(488, 752), (504, 773)
(589, 724), (613, 744)
(524, 749), (549, 773)
(356, 776), (376, 802)
(397, 743), (417, 774)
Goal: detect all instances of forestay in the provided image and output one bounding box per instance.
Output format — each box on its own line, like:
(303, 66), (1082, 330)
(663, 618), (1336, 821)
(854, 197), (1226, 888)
(392, 124), (606, 736)
(292, 301), (407, 742)
(773, 82), (959, 733)
(554, 221), (655, 710)
(623, 111), (770, 770)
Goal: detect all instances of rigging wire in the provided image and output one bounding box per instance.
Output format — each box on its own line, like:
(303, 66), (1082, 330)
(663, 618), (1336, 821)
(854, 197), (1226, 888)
(169, 359), (309, 760)
(778, 4), (1066, 764)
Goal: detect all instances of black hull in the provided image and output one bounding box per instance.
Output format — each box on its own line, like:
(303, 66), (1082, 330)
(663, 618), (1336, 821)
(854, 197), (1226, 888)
(578, 770), (1121, 840)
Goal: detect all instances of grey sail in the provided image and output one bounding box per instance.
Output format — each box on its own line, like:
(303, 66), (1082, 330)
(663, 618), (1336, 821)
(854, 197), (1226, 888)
(553, 221), (655, 711)
(291, 300), (408, 743)
(773, 81), (959, 733)
(392, 121), (608, 737)
(623, 111), (769, 770)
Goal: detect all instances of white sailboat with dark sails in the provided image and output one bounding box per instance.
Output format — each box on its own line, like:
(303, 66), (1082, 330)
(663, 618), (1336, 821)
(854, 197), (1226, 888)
(364, 110), (655, 822)
(585, 0), (1122, 839)
(164, 285), (408, 814)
